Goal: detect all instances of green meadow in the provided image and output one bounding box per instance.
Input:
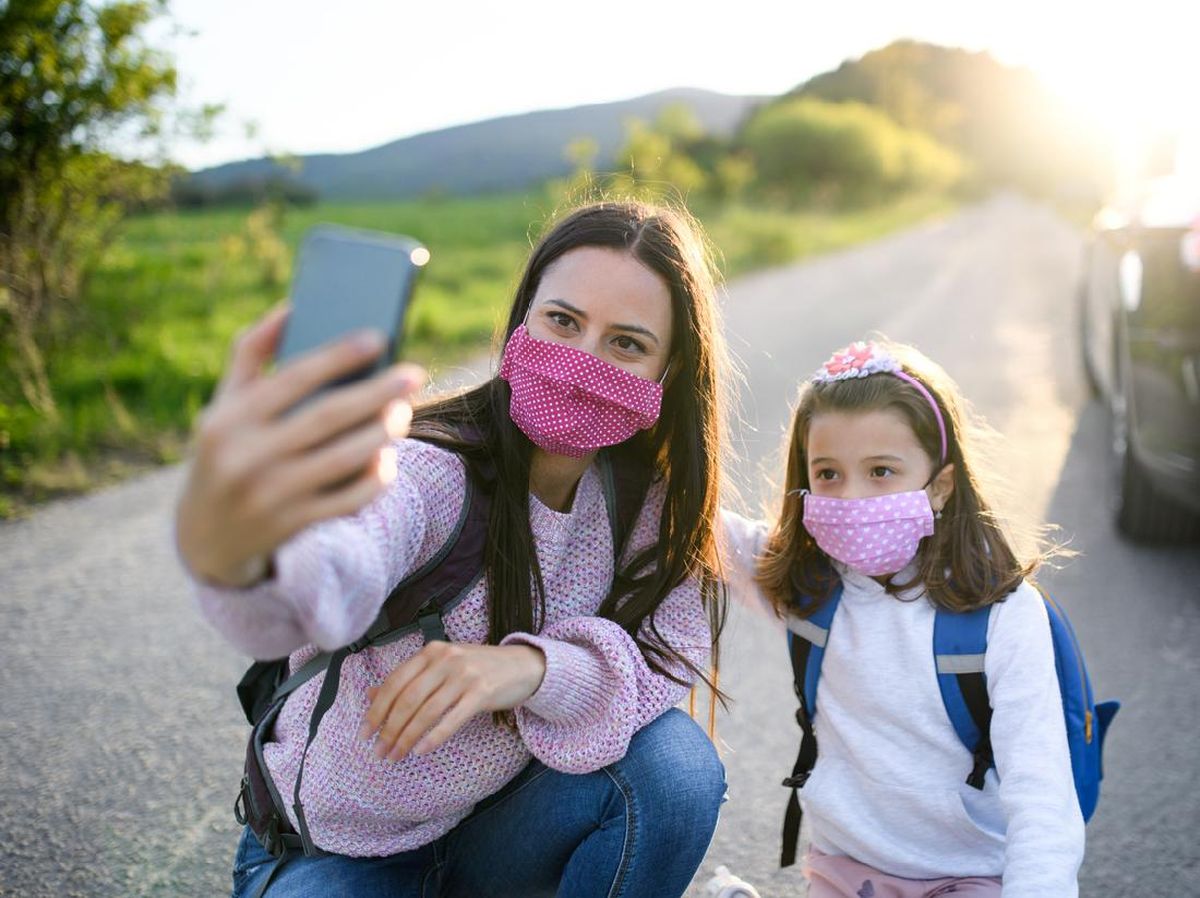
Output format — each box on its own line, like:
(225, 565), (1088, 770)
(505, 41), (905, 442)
(0, 189), (955, 517)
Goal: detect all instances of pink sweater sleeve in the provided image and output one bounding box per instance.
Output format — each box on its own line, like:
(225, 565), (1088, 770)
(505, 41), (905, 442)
(500, 576), (710, 773)
(179, 439), (466, 660)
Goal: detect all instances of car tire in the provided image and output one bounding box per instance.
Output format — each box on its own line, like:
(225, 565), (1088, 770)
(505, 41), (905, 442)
(1115, 441), (1200, 543)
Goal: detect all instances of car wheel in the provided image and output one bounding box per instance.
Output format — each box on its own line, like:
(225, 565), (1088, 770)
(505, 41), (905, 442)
(1114, 428), (1200, 543)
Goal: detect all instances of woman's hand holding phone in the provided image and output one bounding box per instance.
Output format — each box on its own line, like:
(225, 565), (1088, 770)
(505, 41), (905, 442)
(173, 301), (426, 589)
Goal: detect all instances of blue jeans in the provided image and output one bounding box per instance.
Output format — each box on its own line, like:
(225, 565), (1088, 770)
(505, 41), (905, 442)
(232, 708), (727, 898)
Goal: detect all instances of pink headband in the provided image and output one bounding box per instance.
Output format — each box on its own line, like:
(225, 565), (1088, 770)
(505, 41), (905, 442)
(810, 341), (948, 465)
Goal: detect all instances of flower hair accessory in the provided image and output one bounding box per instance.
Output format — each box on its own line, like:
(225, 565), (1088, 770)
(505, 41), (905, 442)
(811, 341), (948, 464)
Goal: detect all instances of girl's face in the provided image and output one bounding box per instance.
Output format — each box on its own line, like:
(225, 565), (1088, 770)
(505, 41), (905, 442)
(525, 246), (673, 382)
(806, 407), (954, 510)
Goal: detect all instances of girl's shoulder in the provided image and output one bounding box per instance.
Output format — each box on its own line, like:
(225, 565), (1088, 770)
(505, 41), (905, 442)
(718, 509), (769, 574)
(985, 578), (1053, 646)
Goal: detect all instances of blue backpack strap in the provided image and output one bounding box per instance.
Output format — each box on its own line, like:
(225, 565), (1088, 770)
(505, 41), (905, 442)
(780, 584), (842, 867)
(1034, 583), (1120, 821)
(933, 604), (995, 789)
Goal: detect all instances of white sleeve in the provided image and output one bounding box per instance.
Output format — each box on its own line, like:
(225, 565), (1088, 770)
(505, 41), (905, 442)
(717, 508), (778, 620)
(986, 581), (1086, 897)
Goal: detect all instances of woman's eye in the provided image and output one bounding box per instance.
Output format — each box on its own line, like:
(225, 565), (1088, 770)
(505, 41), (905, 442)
(548, 312), (576, 330)
(613, 334), (646, 354)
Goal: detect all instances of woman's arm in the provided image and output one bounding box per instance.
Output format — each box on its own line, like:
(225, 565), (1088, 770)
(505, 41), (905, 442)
(179, 439), (466, 659)
(499, 572), (711, 773)
(987, 581), (1086, 897)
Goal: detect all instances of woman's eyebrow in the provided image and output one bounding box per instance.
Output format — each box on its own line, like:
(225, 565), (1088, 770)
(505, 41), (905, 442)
(546, 298), (586, 317)
(611, 322), (661, 346)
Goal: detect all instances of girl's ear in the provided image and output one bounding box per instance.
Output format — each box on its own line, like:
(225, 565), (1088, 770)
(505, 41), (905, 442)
(928, 462), (955, 512)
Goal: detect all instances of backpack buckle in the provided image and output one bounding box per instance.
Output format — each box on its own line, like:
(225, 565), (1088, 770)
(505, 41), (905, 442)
(262, 814), (285, 858)
(781, 772), (810, 789)
(233, 774), (250, 826)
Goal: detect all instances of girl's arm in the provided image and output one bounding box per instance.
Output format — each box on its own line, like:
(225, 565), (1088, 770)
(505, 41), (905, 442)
(986, 581), (1086, 897)
(717, 508), (779, 619)
(177, 439), (465, 659)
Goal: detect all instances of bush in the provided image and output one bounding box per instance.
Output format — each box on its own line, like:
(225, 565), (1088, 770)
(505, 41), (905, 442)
(741, 98), (963, 206)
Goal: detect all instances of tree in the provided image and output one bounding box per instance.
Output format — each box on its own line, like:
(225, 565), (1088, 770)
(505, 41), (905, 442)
(0, 0), (189, 421)
(611, 105), (708, 201)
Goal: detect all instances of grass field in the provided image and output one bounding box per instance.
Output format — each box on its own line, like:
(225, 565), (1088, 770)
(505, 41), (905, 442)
(0, 189), (956, 517)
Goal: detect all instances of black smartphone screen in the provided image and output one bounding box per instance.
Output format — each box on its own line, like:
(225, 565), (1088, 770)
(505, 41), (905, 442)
(275, 224), (427, 410)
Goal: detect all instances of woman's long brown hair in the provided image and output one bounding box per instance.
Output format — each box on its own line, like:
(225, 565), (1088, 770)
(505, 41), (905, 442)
(757, 340), (1040, 617)
(410, 200), (730, 696)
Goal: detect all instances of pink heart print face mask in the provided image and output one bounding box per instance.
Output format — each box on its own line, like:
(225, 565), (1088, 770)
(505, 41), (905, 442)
(800, 489), (936, 576)
(499, 324), (664, 458)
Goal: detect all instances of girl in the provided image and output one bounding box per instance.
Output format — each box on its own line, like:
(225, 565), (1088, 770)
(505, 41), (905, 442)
(723, 339), (1084, 897)
(174, 200), (730, 897)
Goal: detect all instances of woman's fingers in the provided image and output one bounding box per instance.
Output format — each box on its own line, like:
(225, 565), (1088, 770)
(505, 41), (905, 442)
(214, 301), (291, 403)
(244, 327), (390, 423)
(283, 449), (397, 533)
(267, 362), (423, 459)
(383, 679), (470, 762)
(370, 664), (449, 759)
(410, 699), (481, 757)
(269, 418), (392, 501)
(361, 650), (432, 740)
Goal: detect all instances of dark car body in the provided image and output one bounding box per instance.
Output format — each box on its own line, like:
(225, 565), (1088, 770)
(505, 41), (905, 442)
(1080, 175), (1200, 539)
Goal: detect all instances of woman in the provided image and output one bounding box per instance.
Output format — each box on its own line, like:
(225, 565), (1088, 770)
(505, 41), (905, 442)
(174, 200), (731, 897)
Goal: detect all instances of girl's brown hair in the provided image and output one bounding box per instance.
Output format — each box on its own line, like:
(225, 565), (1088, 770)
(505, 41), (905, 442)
(756, 339), (1039, 617)
(411, 200), (730, 696)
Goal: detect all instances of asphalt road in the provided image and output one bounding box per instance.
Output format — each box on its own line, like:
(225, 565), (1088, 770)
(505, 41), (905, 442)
(1, 195), (1196, 897)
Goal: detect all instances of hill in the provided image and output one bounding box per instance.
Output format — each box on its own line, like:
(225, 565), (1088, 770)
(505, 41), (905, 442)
(188, 88), (766, 201)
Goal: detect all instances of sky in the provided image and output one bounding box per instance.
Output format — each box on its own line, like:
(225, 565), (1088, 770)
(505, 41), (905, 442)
(156, 0), (1193, 174)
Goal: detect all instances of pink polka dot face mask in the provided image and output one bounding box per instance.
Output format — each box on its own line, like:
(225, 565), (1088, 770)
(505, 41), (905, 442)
(499, 324), (664, 458)
(800, 488), (936, 576)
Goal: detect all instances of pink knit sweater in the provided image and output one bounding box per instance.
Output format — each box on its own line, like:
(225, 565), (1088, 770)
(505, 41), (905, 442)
(183, 438), (710, 857)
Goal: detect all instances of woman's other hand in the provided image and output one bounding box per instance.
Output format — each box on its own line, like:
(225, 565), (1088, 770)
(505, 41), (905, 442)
(361, 642), (548, 760)
(174, 301), (425, 588)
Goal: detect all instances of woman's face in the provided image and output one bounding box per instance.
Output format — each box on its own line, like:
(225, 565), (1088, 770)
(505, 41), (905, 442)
(525, 246), (673, 382)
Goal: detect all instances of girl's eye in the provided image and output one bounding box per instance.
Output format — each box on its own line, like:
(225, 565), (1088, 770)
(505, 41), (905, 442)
(870, 466), (895, 478)
(813, 469), (838, 481)
(613, 334), (646, 354)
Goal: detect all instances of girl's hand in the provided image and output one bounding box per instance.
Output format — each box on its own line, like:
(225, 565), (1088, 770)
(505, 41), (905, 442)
(174, 301), (426, 587)
(361, 642), (547, 760)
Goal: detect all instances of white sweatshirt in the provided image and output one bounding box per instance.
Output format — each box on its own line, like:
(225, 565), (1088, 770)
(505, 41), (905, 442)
(720, 511), (1085, 897)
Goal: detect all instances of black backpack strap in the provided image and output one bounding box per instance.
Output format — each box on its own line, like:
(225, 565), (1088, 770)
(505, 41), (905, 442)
(780, 585), (841, 867)
(599, 448), (654, 566)
(933, 605), (995, 790)
(371, 451), (494, 643)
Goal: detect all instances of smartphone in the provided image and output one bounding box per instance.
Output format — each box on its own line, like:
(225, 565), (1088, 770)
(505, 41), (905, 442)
(275, 223), (428, 414)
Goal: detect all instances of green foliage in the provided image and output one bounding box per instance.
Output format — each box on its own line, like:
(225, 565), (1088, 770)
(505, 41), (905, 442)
(741, 98), (964, 206)
(789, 39), (1112, 201)
(609, 104), (710, 201)
(0, 0), (184, 426)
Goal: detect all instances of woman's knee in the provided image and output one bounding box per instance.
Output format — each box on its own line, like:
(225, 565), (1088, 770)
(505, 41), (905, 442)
(610, 707), (727, 819)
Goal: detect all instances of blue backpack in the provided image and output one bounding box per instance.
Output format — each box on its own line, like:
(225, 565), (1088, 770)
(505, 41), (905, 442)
(779, 581), (1119, 867)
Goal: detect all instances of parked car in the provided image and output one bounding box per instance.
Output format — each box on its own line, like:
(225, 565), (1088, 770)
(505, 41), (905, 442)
(1079, 173), (1200, 540)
